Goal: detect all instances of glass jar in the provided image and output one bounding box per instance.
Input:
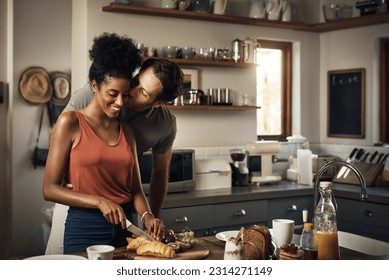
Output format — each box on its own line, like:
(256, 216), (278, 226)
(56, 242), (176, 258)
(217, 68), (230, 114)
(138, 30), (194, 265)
(300, 223), (318, 260)
(313, 181), (340, 260)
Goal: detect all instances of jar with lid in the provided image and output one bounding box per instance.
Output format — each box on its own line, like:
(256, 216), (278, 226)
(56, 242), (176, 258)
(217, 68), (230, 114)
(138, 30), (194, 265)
(299, 223), (318, 260)
(313, 181), (340, 260)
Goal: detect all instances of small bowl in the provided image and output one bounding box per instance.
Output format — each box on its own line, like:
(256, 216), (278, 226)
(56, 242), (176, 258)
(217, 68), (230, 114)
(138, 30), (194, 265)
(162, 46), (179, 58)
(323, 4), (353, 21)
(181, 47), (196, 59)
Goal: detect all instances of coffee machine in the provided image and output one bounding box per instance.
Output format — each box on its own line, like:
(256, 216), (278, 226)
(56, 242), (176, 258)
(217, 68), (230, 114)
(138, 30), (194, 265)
(230, 148), (249, 186)
(245, 141), (282, 184)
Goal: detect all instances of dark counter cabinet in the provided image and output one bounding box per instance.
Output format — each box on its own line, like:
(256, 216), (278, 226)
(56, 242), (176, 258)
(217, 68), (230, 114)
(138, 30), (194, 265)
(336, 197), (389, 243)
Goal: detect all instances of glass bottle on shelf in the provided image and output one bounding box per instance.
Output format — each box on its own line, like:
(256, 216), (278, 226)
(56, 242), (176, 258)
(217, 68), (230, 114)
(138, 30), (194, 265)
(313, 181), (340, 260)
(300, 222), (318, 260)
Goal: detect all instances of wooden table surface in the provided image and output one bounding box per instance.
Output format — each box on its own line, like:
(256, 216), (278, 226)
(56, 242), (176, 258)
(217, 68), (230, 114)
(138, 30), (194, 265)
(76, 236), (225, 260)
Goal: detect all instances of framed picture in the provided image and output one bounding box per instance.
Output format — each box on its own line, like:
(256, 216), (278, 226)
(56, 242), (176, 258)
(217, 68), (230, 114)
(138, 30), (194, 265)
(327, 68), (365, 138)
(182, 68), (199, 90)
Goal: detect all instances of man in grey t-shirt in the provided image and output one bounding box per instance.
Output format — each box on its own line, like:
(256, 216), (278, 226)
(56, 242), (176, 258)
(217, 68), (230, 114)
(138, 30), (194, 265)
(46, 58), (183, 254)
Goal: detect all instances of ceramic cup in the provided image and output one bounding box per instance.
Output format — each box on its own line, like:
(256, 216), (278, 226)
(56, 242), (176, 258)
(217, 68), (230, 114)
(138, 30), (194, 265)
(161, 0), (177, 9)
(272, 219), (294, 248)
(86, 245), (115, 260)
(224, 237), (243, 260)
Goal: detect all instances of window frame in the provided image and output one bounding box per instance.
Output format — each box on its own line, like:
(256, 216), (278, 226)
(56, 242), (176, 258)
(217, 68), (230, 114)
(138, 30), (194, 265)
(256, 40), (292, 141)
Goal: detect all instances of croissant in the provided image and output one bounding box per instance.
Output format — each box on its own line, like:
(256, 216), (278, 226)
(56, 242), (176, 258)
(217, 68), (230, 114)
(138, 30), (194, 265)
(126, 237), (150, 251)
(136, 241), (176, 259)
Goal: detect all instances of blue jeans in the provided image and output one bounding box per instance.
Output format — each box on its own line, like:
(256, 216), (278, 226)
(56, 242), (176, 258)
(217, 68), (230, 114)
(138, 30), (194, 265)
(63, 203), (134, 254)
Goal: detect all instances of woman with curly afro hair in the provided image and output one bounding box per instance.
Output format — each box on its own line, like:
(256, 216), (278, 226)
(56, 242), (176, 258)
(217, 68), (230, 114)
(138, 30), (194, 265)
(43, 33), (164, 254)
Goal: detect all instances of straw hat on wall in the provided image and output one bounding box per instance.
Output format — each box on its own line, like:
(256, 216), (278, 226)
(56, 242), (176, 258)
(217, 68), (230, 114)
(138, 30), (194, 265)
(19, 66), (53, 104)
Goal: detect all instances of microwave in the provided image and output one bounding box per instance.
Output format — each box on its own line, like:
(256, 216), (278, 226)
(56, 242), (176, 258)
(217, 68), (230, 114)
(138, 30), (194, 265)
(139, 149), (196, 194)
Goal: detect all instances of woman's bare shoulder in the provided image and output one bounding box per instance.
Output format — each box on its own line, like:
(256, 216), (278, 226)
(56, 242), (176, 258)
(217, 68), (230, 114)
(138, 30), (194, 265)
(53, 110), (79, 133)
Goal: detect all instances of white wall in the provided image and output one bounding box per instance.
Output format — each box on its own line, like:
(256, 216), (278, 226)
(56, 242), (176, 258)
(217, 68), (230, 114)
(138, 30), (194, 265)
(10, 0), (71, 258)
(319, 25), (389, 146)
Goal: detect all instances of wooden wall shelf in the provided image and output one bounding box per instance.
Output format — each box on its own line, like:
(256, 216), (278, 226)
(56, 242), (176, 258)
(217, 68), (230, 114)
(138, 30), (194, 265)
(165, 105), (260, 111)
(102, 3), (389, 33)
(143, 56), (254, 68)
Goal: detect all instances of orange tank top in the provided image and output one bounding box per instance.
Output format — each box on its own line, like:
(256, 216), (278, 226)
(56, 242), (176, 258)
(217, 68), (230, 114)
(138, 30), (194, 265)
(68, 111), (134, 204)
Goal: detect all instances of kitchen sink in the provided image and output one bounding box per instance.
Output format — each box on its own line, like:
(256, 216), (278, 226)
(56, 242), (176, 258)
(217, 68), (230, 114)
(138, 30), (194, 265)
(338, 231), (389, 259)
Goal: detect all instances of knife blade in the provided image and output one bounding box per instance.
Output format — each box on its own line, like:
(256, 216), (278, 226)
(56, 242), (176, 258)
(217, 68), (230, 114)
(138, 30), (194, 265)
(343, 148), (364, 178)
(360, 152), (370, 162)
(368, 151), (378, 164)
(125, 219), (155, 241)
(374, 153), (384, 164)
(380, 153), (389, 165)
(337, 148), (358, 178)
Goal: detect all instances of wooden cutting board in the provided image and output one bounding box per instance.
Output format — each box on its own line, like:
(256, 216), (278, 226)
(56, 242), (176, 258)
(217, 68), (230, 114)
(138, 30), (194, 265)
(123, 243), (210, 260)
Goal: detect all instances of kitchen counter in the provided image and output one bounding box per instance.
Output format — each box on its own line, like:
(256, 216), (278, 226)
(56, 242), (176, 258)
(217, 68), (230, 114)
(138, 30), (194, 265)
(162, 180), (389, 209)
(74, 236), (388, 260)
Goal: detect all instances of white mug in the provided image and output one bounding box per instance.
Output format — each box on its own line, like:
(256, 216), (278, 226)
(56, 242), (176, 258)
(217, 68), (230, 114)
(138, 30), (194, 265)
(86, 245), (115, 260)
(161, 0), (177, 9)
(272, 219), (294, 248)
(212, 0), (228, 15)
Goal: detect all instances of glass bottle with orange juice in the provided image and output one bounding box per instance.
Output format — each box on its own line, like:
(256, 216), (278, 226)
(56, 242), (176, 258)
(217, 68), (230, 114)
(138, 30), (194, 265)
(313, 181), (340, 260)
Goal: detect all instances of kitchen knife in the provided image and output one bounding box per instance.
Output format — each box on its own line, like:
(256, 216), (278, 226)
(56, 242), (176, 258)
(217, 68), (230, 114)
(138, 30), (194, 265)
(337, 148), (358, 178)
(125, 219), (155, 241)
(364, 151), (379, 174)
(343, 148), (364, 178)
(360, 152), (370, 162)
(380, 153), (389, 165)
(374, 153), (384, 164)
(368, 151), (378, 164)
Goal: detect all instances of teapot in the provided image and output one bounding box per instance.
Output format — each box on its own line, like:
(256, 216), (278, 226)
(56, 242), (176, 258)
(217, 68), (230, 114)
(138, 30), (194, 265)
(266, 0), (283, 20)
(211, 0), (228, 15)
(249, 0), (267, 19)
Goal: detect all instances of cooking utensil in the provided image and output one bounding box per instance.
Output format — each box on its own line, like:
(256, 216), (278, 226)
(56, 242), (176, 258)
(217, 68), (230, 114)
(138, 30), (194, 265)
(125, 219), (155, 241)
(380, 153), (389, 165)
(337, 148), (358, 178)
(343, 148), (364, 178)
(235, 227), (244, 245)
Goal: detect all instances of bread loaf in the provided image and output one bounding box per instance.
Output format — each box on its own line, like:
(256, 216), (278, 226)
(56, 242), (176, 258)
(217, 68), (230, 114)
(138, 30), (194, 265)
(126, 237), (150, 251)
(136, 241), (176, 259)
(243, 225), (274, 260)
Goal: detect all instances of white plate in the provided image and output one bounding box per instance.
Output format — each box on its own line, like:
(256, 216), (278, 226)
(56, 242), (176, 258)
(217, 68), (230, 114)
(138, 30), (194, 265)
(24, 254), (87, 260)
(215, 230), (239, 242)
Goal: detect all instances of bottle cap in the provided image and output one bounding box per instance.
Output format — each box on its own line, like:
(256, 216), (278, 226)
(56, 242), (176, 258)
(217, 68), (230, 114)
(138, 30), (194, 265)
(304, 223), (314, 231)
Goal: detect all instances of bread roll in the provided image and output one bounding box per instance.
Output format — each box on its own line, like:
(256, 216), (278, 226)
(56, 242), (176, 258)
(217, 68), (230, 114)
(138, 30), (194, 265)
(136, 241), (176, 259)
(126, 237), (150, 251)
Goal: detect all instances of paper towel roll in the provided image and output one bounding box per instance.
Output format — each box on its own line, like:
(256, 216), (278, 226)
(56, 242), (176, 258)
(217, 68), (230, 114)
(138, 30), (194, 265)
(297, 149), (313, 185)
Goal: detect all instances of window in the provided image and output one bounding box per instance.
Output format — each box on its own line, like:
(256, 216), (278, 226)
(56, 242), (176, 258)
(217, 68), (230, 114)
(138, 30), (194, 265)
(256, 40), (292, 141)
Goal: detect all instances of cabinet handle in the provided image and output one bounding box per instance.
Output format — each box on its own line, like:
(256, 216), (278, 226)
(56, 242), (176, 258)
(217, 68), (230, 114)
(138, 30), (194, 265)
(234, 209), (246, 216)
(287, 205), (297, 211)
(363, 210), (374, 217)
(175, 216), (188, 223)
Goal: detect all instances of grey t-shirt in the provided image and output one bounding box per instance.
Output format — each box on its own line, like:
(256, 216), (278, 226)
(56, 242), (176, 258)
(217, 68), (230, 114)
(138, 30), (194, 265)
(65, 83), (176, 154)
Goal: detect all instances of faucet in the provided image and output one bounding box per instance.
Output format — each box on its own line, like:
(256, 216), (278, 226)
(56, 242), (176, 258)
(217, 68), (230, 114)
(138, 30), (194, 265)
(313, 160), (368, 215)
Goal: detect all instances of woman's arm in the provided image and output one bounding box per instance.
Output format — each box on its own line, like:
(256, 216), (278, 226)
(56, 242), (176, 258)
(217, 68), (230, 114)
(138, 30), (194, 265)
(122, 123), (164, 240)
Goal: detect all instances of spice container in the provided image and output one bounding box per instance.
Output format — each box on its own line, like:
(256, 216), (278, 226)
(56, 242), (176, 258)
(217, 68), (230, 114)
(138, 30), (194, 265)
(300, 223), (318, 260)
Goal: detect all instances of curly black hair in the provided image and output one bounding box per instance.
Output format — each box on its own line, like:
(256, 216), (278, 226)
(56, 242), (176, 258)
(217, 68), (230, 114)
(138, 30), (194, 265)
(88, 32), (142, 87)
